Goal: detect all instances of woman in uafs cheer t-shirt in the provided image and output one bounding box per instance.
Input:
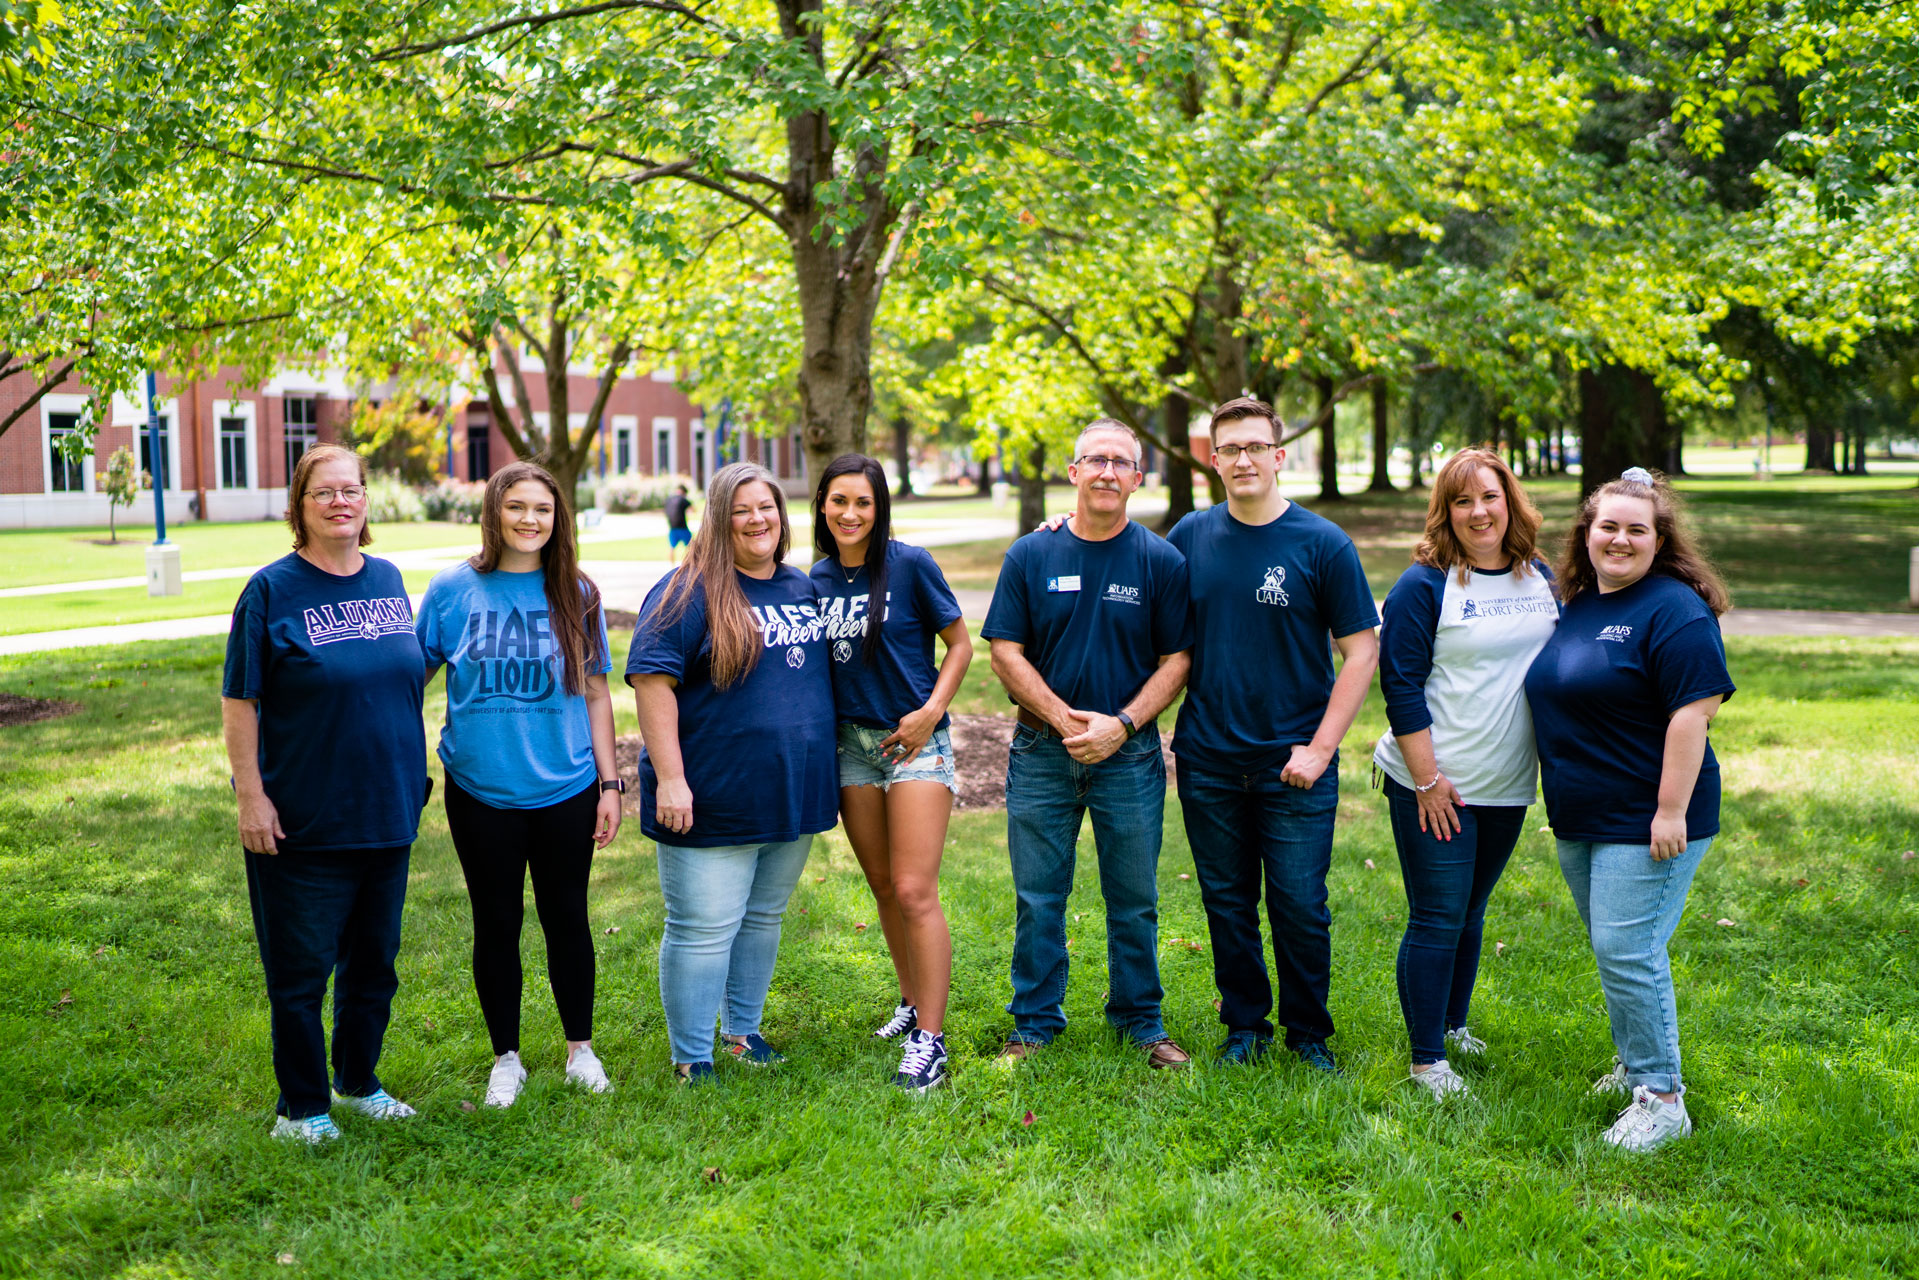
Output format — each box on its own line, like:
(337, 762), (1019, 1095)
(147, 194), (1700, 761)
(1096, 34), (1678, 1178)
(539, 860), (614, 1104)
(417, 462), (623, 1108)
(221, 445), (429, 1144)
(627, 462), (837, 1084)
(1524, 467), (1735, 1152)
(809, 454), (972, 1094)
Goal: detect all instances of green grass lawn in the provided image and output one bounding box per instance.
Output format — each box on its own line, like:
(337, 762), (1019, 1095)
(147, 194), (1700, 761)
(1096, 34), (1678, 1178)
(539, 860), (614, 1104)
(0, 522), (485, 590)
(2, 633), (1914, 1277)
(0, 571), (446, 637)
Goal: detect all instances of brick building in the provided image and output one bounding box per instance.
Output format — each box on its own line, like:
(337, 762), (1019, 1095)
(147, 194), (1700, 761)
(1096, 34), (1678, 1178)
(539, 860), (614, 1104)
(0, 357), (805, 528)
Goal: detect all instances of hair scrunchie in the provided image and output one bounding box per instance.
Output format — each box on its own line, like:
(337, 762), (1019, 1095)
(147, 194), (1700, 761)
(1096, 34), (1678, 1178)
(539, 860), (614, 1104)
(1620, 466), (1656, 486)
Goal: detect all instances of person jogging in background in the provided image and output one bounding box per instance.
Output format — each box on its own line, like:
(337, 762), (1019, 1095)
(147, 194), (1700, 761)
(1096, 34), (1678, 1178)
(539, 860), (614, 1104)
(664, 483), (694, 565)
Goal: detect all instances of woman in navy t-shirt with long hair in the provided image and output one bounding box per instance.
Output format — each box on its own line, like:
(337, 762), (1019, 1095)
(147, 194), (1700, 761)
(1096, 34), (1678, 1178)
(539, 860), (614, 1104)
(416, 461), (623, 1108)
(1525, 467), (1735, 1152)
(809, 454), (972, 1093)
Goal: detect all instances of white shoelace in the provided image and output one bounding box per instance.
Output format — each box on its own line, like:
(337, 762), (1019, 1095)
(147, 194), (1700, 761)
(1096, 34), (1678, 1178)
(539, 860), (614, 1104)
(875, 1004), (917, 1038)
(1446, 1026), (1488, 1055)
(898, 1034), (944, 1078)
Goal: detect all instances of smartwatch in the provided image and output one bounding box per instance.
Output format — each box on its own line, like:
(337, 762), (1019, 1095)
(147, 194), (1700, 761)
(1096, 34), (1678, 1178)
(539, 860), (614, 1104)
(599, 778), (626, 794)
(1116, 711), (1137, 737)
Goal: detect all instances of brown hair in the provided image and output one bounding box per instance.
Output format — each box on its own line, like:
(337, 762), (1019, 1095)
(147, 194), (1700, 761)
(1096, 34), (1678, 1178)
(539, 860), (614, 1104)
(287, 445), (372, 551)
(470, 461), (603, 697)
(1414, 447), (1543, 584)
(1208, 396), (1281, 442)
(648, 461), (789, 690)
(1556, 468), (1731, 615)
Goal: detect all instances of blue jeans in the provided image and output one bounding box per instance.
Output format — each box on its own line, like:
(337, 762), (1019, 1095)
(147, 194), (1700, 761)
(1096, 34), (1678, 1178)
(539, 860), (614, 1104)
(1383, 775), (1527, 1064)
(655, 836), (812, 1065)
(1556, 835), (1714, 1095)
(244, 846), (410, 1120)
(1005, 725), (1167, 1045)
(1177, 760), (1338, 1047)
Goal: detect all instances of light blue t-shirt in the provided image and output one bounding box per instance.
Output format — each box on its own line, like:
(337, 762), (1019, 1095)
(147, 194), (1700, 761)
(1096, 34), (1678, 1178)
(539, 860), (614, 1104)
(416, 562), (612, 809)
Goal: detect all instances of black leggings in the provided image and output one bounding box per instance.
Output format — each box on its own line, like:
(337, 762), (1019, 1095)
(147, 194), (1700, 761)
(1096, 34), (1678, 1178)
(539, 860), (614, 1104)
(444, 776), (600, 1053)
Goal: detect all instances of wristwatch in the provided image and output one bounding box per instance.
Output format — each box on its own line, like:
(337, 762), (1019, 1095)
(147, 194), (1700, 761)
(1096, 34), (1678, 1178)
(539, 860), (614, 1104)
(600, 778), (626, 794)
(1116, 711), (1137, 737)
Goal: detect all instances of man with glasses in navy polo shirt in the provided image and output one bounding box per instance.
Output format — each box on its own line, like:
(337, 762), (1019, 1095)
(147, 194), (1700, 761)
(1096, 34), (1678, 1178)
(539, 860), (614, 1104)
(1168, 397), (1380, 1073)
(982, 418), (1194, 1069)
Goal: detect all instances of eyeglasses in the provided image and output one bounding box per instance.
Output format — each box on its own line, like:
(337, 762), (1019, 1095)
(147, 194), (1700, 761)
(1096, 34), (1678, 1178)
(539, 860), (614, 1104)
(1214, 442), (1276, 461)
(1075, 455), (1140, 474)
(307, 486), (367, 504)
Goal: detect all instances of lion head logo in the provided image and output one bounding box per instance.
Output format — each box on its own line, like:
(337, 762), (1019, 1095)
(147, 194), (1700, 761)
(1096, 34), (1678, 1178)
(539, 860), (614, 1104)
(786, 646), (806, 669)
(833, 639), (853, 663)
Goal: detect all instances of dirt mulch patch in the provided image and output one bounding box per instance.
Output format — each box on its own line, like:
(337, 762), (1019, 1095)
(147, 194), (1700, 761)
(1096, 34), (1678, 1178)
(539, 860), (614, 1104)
(614, 713), (1174, 815)
(0, 693), (82, 728)
(605, 609), (638, 631)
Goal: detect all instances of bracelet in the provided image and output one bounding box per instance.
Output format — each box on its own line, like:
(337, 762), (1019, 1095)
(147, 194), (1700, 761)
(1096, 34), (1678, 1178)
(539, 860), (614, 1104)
(1414, 772), (1443, 794)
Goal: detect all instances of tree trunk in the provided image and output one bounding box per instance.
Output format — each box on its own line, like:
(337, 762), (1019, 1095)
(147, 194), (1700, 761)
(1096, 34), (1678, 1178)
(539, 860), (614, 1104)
(1157, 389), (1196, 533)
(976, 455), (993, 497)
(1805, 423), (1837, 471)
(891, 413), (913, 498)
(1316, 376), (1341, 502)
(1368, 380), (1394, 493)
(1016, 441), (1047, 533)
(1578, 364), (1669, 497)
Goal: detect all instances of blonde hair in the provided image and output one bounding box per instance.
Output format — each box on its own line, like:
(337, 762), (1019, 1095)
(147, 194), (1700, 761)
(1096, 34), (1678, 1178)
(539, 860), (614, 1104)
(646, 462), (790, 689)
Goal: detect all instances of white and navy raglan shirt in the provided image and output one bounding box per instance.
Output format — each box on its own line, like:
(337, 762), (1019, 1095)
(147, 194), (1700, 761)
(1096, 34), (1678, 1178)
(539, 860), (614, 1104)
(1373, 560), (1560, 807)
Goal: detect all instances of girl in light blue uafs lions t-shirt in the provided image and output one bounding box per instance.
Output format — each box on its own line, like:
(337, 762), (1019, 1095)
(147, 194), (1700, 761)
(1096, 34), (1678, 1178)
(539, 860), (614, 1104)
(416, 462), (623, 1108)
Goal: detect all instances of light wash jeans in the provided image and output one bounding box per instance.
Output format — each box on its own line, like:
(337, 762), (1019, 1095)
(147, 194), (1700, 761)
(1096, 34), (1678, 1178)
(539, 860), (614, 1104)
(656, 836), (813, 1065)
(1556, 835), (1714, 1095)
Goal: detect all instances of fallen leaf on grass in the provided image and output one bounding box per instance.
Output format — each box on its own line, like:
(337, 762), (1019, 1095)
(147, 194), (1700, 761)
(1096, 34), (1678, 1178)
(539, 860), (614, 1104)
(815, 876), (826, 883)
(1364, 859), (1376, 870)
(1177, 873), (1191, 881)
(1794, 878), (1809, 887)
(795, 907), (807, 914)
(1185, 939), (1203, 951)
(278, 1253), (296, 1266)
(1537, 825), (1550, 834)
(1451, 1211), (1463, 1225)
(604, 925), (621, 935)
(1021, 1111), (1035, 1127)
(1212, 999), (1222, 1011)
(701, 1167), (727, 1183)
(92, 946), (109, 958)
(1903, 851), (1915, 862)
(1716, 919), (1737, 928)
(570, 1196), (583, 1210)
(1494, 942), (1507, 957)
(459, 1100), (476, 1112)
(854, 922), (868, 932)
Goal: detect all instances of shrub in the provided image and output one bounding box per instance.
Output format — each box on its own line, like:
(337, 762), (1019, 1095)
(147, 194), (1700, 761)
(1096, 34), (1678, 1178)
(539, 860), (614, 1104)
(421, 478), (486, 524)
(342, 401), (447, 485)
(598, 472), (697, 513)
(575, 481), (597, 515)
(365, 470), (425, 523)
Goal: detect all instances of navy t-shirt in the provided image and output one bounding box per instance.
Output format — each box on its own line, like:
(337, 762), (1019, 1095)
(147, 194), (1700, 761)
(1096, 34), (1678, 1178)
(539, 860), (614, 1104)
(981, 520), (1192, 719)
(809, 541), (963, 730)
(222, 553), (429, 850)
(1167, 503), (1380, 774)
(625, 565), (837, 848)
(1524, 573), (1736, 842)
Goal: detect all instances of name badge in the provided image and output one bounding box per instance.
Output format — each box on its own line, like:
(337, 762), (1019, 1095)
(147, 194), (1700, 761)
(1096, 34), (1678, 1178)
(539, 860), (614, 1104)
(1047, 575), (1082, 593)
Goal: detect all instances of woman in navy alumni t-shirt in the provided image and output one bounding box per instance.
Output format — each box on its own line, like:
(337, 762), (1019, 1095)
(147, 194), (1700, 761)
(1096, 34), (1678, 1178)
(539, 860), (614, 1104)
(220, 445), (428, 1144)
(626, 462), (836, 1083)
(1524, 468), (1735, 1153)
(808, 455), (972, 1094)
(1373, 449), (1559, 1100)
(417, 462), (622, 1107)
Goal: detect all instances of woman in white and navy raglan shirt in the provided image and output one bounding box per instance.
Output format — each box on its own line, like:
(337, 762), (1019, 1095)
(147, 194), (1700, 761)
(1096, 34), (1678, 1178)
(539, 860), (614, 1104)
(417, 462), (624, 1108)
(1525, 467), (1734, 1152)
(1375, 449), (1559, 1101)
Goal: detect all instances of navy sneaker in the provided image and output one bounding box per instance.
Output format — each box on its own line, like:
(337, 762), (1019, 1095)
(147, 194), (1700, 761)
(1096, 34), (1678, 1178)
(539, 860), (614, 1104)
(675, 1061), (717, 1086)
(1216, 1031), (1272, 1065)
(1293, 1041), (1340, 1075)
(722, 1033), (786, 1067)
(892, 1029), (949, 1094)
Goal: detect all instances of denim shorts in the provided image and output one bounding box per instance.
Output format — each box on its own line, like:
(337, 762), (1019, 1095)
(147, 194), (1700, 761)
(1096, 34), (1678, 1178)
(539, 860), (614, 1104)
(837, 723), (958, 794)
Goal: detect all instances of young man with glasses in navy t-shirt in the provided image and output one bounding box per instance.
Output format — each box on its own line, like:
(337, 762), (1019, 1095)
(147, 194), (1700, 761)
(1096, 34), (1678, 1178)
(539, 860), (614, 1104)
(982, 419), (1195, 1069)
(1167, 397), (1380, 1072)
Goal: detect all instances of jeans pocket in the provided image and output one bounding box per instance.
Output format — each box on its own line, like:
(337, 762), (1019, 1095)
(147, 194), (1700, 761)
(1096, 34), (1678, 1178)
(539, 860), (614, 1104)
(1010, 724), (1041, 754)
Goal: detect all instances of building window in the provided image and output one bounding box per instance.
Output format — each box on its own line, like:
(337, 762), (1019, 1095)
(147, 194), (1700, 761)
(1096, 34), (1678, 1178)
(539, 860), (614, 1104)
(654, 418), (675, 475)
(467, 409), (493, 480)
(284, 398), (318, 483)
(138, 415), (172, 491)
(616, 426), (633, 474)
(692, 426), (708, 486)
(219, 415), (250, 488)
(48, 413), (85, 492)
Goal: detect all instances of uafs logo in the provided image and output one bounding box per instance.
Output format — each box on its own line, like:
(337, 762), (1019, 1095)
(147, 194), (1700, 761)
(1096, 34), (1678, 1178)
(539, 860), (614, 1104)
(1102, 582), (1141, 606)
(1256, 565), (1289, 606)
(1597, 624), (1634, 644)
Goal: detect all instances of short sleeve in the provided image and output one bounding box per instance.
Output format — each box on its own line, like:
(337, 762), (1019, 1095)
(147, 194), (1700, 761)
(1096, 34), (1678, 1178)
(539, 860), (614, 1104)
(589, 600), (614, 676)
(1150, 547), (1193, 655)
(415, 580), (448, 668)
(626, 575), (701, 684)
(911, 546), (963, 631)
(1649, 611), (1736, 715)
(981, 543), (1031, 643)
(1323, 537), (1381, 638)
(1378, 565), (1444, 736)
(222, 576), (268, 700)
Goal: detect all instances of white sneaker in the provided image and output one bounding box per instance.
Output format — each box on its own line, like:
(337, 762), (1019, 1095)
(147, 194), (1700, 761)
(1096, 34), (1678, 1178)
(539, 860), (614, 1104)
(566, 1044), (612, 1094)
(1592, 1055), (1629, 1096)
(271, 1114), (342, 1144)
(1445, 1026), (1488, 1056)
(1409, 1059), (1471, 1099)
(1602, 1086), (1693, 1152)
(331, 1088), (416, 1120)
(485, 1051), (528, 1108)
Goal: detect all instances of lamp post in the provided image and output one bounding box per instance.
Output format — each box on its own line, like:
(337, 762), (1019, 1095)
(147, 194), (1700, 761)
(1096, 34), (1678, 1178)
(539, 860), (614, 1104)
(145, 370), (183, 596)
